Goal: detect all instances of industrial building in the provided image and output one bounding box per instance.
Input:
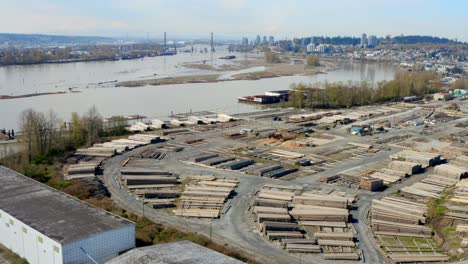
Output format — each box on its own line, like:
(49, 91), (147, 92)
(0, 166), (135, 264)
(106, 240), (244, 264)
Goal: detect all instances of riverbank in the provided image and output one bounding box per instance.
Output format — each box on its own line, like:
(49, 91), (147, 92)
(0, 90), (81, 100)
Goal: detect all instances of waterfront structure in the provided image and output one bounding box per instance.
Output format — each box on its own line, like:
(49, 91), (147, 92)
(361, 33), (368, 48)
(0, 166), (135, 264)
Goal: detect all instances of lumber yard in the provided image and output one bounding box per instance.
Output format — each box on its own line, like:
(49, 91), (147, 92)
(30, 98), (468, 263)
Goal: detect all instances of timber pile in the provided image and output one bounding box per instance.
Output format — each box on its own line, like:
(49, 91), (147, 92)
(370, 197), (449, 263)
(368, 159), (424, 185)
(401, 162), (466, 200)
(173, 177), (238, 218)
(65, 162), (99, 180)
(121, 167), (180, 208)
(387, 160), (422, 175)
(390, 150), (441, 168)
(452, 155), (468, 169)
(252, 185), (360, 260)
(434, 164), (468, 180)
(75, 134), (161, 157)
(370, 197), (429, 236)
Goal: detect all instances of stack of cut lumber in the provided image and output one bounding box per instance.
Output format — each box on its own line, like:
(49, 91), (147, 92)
(269, 149), (305, 159)
(252, 185), (312, 253)
(251, 185), (360, 259)
(121, 167), (180, 208)
(390, 150), (441, 168)
(388, 254), (449, 263)
(292, 193), (348, 209)
(74, 134), (160, 158)
(452, 155), (468, 169)
(434, 164), (468, 180)
(387, 160), (422, 175)
(174, 177), (238, 218)
(289, 206), (349, 222)
(421, 174), (458, 188)
(370, 197), (429, 237)
(65, 162), (99, 180)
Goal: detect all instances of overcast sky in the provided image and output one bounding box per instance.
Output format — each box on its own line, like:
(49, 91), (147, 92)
(0, 0), (467, 41)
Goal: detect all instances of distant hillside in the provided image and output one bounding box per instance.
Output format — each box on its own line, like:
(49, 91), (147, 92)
(392, 35), (455, 45)
(0, 33), (115, 46)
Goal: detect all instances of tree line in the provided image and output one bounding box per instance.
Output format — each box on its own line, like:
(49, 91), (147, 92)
(286, 71), (440, 109)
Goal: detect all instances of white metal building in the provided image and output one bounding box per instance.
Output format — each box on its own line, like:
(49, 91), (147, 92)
(0, 166), (136, 264)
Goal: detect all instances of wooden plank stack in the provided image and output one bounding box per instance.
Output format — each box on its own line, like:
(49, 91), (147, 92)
(401, 162), (467, 201)
(65, 162), (99, 180)
(252, 185), (360, 260)
(173, 177), (238, 218)
(369, 196), (450, 263)
(390, 150), (441, 168)
(121, 167), (180, 208)
(370, 197), (429, 236)
(75, 134), (161, 158)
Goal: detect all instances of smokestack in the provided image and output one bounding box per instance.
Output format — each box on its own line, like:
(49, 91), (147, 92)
(211, 32), (215, 52)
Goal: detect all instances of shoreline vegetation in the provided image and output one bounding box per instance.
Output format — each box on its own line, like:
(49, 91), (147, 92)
(0, 106), (261, 264)
(283, 71), (441, 109)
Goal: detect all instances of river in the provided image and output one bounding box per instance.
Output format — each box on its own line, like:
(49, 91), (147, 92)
(0, 46), (397, 130)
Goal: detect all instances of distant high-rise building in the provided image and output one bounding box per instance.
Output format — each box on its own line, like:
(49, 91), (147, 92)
(263, 36), (267, 44)
(360, 33), (368, 48)
(306, 43), (315, 53)
(242, 37), (249, 46)
(256, 35), (261, 45)
(268, 36), (275, 45)
(317, 44), (327, 53)
(367, 35), (378, 48)
(311, 36), (317, 45)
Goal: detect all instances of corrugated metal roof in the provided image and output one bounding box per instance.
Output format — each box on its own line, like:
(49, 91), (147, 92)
(0, 166), (134, 244)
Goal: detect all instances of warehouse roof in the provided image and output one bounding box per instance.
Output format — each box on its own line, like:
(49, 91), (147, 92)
(106, 241), (244, 264)
(0, 166), (134, 244)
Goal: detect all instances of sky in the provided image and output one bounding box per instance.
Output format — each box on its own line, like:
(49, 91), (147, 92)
(0, 0), (467, 41)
